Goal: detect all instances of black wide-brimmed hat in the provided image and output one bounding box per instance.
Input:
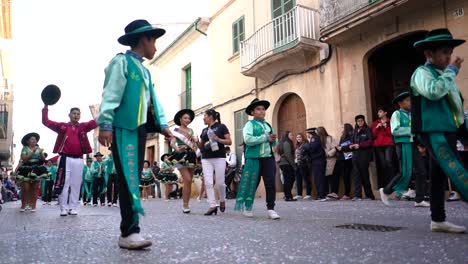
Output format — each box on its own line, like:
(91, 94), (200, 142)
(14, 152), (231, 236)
(161, 153), (170, 161)
(41, 84), (61, 106)
(414, 28), (465, 51)
(21, 132), (40, 146)
(174, 109), (195, 126)
(305, 128), (317, 134)
(118, 19), (166, 46)
(392, 91), (411, 105)
(94, 152), (104, 157)
(245, 98), (270, 116)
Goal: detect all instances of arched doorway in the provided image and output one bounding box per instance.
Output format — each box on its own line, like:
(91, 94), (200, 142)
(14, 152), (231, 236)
(277, 93), (307, 140)
(368, 31), (427, 119)
(367, 31), (426, 189)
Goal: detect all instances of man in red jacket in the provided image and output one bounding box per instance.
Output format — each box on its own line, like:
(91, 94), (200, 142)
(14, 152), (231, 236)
(371, 107), (395, 188)
(42, 105), (97, 216)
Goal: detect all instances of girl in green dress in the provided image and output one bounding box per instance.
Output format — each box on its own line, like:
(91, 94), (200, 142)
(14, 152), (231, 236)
(17, 133), (48, 212)
(140, 161), (155, 201)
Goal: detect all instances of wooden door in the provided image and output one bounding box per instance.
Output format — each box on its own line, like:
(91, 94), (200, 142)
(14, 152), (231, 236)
(277, 94), (306, 139)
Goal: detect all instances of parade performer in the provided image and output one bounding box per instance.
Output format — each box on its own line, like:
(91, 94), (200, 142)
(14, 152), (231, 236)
(17, 132), (49, 212)
(199, 109), (232, 215)
(81, 157), (93, 206)
(90, 152), (107, 206)
(234, 99), (280, 220)
(380, 92), (429, 207)
(158, 154), (178, 201)
(97, 19), (172, 249)
(104, 150), (118, 206)
(140, 161), (155, 201)
(43, 158), (58, 205)
(170, 109), (198, 213)
(411, 28), (467, 233)
(42, 101), (97, 216)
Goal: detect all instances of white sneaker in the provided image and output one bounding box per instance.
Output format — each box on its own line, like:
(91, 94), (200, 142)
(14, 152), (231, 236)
(267, 210), (280, 220)
(447, 191), (461, 202)
(243, 210), (254, 218)
(19, 208), (25, 212)
(118, 233), (152, 250)
(379, 188), (391, 207)
(402, 188), (416, 199)
(431, 221), (466, 233)
(303, 195), (312, 200)
(293, 195), (302, 200)
(60, 209), (68, 216)
(68, 209), (78, 215)
(112, 203), (118, 207)
(93, 204), (98, 207)
(108, 202), (112, 207)
(415, 201), (430, 207)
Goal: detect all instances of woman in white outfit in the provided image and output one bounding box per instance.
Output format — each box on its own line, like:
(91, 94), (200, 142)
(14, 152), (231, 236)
(198, 109), (232, 215)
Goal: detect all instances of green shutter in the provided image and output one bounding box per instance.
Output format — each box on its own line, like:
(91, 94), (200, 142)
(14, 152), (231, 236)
(234, 109), (249, 166)
(232, 16), (245, 54)
(185, 66), (191, 109)
(271, 0), (294, 18)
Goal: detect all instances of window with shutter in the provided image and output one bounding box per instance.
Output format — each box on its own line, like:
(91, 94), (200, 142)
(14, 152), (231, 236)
(232, 16), (245, 54)
(234, 109), (249, 166)
(272, 0), (295, 49)
(183, 65), (192, 109)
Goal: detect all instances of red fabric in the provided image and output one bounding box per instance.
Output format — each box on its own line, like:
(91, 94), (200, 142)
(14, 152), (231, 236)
(49, 156), (59, 161)
(371, 119), (394, 147)
(42, 107), (97, 155)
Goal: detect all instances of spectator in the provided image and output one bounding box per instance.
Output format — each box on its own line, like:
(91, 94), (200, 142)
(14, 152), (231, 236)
(343, 115), (375, 201)
(304, 128), (327, 201)
(225, 146), (237, 199)
(371, 107), (395, 188)
(294, 133), (312, 200)
(278, 131), (297, 202)
(316, 127), (338, 200)
(334, 124), (355, 200)
(152, 161), (161, 199)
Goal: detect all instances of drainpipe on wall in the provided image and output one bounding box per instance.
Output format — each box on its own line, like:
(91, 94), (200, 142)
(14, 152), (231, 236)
(334, 45), (343, 126)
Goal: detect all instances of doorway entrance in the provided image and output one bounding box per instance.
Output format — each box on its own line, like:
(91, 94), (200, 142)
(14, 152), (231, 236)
(368, 31), (427, 119)
(277, 93), (307, 138)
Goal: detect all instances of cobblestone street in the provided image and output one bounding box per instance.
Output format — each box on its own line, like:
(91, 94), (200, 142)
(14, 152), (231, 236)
(0, 198), (467, 263)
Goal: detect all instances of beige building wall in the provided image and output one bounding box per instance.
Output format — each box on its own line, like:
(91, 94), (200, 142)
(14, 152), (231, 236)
(149, 20), (211, 161)
(326, 0), (468, 123)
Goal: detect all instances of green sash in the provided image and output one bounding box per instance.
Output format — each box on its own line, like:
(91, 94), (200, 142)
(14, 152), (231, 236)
(429, 133), (468, 200)
(115, 127), (144, 218)
(234, 159), (260, 211)
(392, 143), (413, 195)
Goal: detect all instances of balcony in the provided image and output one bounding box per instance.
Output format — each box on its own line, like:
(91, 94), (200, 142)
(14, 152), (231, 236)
(320, 0), (409, 40)
(240, 5), (322, 82)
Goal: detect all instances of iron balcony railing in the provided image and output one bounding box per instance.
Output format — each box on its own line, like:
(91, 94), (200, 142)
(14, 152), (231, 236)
(240, 5), (320, 71)
(320, 0), (382, 29)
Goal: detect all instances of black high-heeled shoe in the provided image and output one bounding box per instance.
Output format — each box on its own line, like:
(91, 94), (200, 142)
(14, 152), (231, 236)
(204, 207), (218, 216)
(219, 202), (226, 213)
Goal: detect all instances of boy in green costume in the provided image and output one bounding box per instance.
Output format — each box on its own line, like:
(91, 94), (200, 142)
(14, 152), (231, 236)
(234, 98), (280, 220)
(97, 19), (172, 249)
(411, 28), (466, 233)
(380, 92), (429, 208)
(81, 158), (93, 206)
